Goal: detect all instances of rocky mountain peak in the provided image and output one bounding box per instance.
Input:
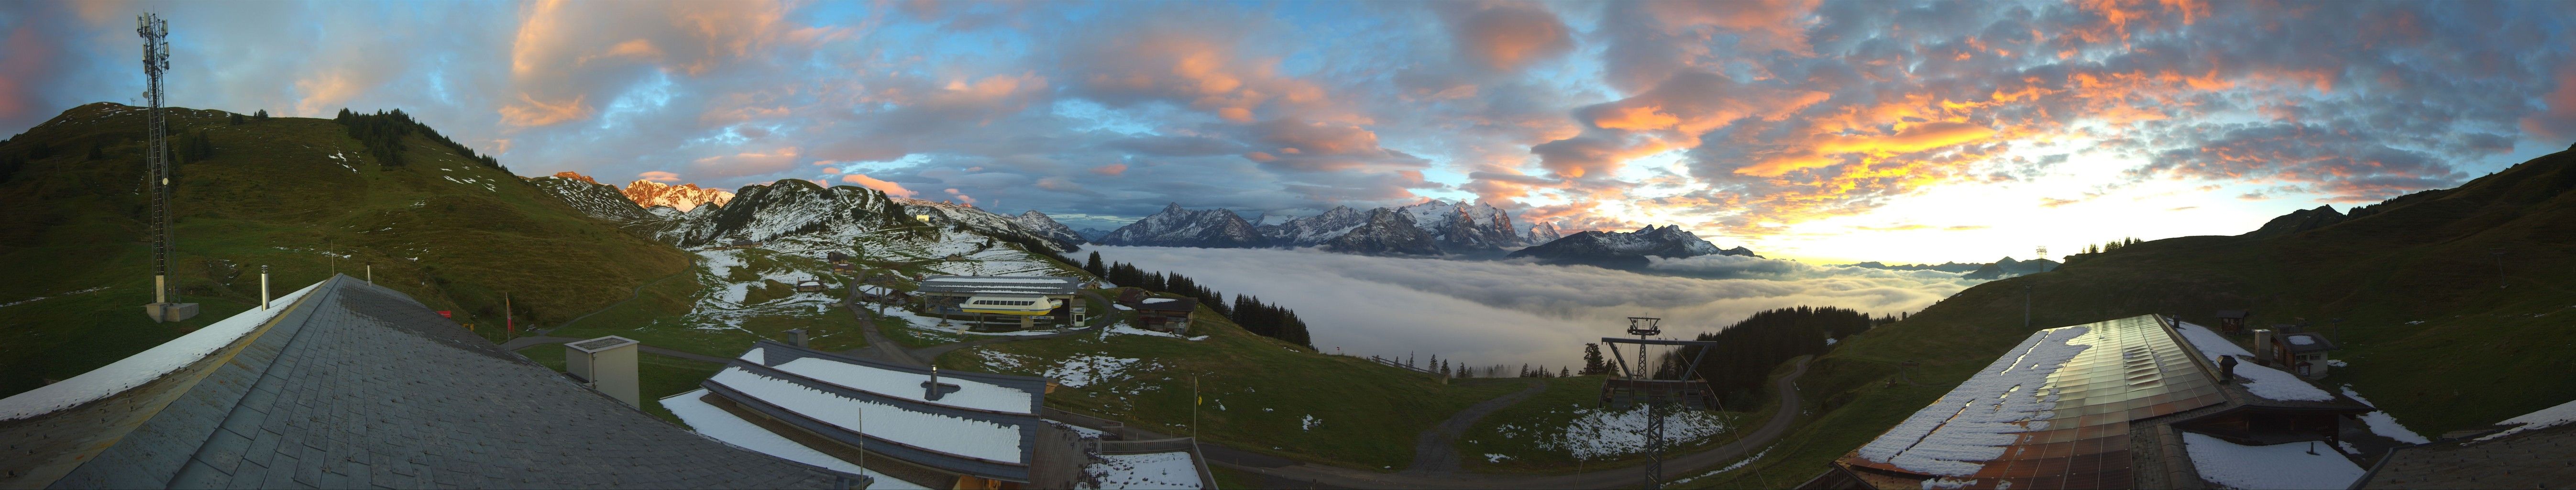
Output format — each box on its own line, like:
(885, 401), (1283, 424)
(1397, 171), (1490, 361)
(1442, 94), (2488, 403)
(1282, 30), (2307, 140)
(621, 179), (737, 212)
(549, 171), (600, 185)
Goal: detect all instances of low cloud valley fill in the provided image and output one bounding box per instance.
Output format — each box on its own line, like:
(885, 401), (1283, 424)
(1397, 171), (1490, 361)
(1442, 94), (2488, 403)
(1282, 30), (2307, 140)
(1093, 246), (1976, 369)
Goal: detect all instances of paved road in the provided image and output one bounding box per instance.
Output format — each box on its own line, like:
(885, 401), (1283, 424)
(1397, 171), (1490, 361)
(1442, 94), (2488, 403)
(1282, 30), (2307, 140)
(1403, 379), (1549, 474)
(1205, 356), (1815, 489)
(495, 335), (736, 364)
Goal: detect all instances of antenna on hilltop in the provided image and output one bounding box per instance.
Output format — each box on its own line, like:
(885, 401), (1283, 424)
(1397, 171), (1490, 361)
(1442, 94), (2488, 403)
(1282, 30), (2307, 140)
(2036, 245), (2048, 261)
(138, 12), (196, 322)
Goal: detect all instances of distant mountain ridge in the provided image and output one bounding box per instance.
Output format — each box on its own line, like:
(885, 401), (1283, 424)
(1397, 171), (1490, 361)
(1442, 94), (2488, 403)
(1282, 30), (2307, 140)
(1841, 261), (1986, 273)
(1506, 224), (1757, 269)
(1097, 203), (1267, 248)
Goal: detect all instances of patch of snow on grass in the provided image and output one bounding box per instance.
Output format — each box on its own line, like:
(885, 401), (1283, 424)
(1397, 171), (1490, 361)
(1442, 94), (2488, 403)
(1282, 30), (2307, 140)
(1484, 453), (1511, 462)
(2474, 397), (2576, 442)
(661, 389), (927, 490)
(2326, 359), (2347, 368)
(2180, 432), (2364, 490)
(1103, 324), (1195, 339)
(1539, 405), (1732, 460)
(1855, 325), (2093, 476)
(0, 286), (110, 309)
(1082, 451), (1202, 490)
(0, 281), (322, 420)
(1046, 355), (1147, 388)
(2337, 385), (2430, 444)
(1669, 445), (1772, 485)
(1921, 478), (1979, 489)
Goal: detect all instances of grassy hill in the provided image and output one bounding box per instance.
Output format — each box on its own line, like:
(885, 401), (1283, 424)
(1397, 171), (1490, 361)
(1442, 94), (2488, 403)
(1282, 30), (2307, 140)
(1688, 146), (2576, 487)
(0, 103), (686, 397)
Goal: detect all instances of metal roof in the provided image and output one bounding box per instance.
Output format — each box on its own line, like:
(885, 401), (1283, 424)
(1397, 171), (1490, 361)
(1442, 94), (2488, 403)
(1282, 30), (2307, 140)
(704, 342), (1051, 481)
(914, 276), (1081, 296)
(33, 276), (863, 490)
(1835, 314), (2229, 489)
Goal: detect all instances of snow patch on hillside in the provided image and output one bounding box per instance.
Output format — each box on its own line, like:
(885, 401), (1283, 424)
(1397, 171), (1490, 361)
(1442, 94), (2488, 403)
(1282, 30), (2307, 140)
(2338, 385), (2431, 444)
(1487, 404), (1732, 460)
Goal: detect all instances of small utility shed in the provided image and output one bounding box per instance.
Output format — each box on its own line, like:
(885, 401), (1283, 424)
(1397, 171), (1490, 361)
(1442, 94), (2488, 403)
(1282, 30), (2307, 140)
(1816, 314), (2373, 490)
(2271, 332), (2338, 379)
(693, 341), (1082, 489)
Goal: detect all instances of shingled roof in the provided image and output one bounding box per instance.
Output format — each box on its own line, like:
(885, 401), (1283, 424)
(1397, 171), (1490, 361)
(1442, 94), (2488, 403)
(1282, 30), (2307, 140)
(8, 276), (864, 489)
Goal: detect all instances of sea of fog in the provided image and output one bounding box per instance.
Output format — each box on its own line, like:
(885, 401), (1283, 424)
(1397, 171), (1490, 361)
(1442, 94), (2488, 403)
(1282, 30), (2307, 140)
(1089, 246), (1983, 370)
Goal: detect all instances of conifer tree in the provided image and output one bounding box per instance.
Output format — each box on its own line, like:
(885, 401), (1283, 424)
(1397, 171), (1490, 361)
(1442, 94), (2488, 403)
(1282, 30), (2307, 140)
(1582, 343), (1607, 376)
(1084, 251), (1104, 276)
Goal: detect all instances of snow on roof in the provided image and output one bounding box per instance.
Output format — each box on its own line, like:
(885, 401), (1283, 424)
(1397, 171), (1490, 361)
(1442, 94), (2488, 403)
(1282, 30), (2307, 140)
(1854, 324), (2093, 476)
(1085, 451), (1205, 490)
(2180, 432), (2365, 489)
(2173, 322), (2334, 401)
(2474, 397), (2576, 442)
(707, 368), (1026, 464)
(0, 281), (324, 421)
(770, 357), (1035, 414)
(924, 277), (1077, 284)
(1140, 298), (1177, 304)
(662, 389), (929, 490)
(2286, 335), (2315, 345)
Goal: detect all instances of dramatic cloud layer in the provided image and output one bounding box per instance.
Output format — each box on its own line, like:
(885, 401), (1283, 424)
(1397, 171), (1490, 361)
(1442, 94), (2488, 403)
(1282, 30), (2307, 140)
(1094, 246), (1973, 368)
(5, 1), (2573, 262)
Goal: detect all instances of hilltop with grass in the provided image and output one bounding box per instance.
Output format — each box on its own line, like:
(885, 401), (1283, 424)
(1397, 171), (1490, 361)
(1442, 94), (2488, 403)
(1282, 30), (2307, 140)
(1686, 145), (2576, 487)
(0, 103), (685, 397)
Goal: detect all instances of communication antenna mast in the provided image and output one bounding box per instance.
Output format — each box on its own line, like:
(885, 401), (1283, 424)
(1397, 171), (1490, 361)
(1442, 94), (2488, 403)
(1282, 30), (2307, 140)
(138, 12), (195, 322)
(2036, 245), (2048, 261)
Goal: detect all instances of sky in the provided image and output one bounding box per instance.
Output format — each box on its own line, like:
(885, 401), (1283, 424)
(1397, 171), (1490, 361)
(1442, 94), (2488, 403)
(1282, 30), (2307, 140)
(1094, 245), (1974, 369)
(5, 0), (2575, 264)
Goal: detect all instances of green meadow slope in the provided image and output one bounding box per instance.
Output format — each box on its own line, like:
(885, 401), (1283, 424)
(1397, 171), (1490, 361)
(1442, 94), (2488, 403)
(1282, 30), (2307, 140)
(1691, 146), (2576, 487)
(0, 103), (686, 397)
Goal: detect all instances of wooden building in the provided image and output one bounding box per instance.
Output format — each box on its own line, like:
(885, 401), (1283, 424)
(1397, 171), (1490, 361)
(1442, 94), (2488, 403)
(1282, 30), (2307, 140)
(1115, 290), (1196, 334)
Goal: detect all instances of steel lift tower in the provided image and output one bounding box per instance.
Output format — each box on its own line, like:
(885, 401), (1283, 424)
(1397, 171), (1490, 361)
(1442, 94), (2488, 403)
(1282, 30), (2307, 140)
(1597, 317), (1723, 489)
(138, 13), (196, 322)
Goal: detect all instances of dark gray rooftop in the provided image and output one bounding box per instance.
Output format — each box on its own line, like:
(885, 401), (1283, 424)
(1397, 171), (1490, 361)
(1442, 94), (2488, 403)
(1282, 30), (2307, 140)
(705, 341), (1054, 481)
(914, 276), (1082, 297)
(44, 276), (863, 489)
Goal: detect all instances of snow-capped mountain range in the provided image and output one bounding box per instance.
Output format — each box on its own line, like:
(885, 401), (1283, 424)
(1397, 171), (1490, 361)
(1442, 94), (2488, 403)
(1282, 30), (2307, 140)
(1097, 203), (1266, 248)
(1506, 224), (1758, 269)
(621, 179), (735, 212)
(528, 173), (1079, 253)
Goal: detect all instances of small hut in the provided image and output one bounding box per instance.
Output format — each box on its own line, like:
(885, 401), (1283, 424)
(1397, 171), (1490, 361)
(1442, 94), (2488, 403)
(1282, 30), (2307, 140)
(2214, 309), (2251, 334)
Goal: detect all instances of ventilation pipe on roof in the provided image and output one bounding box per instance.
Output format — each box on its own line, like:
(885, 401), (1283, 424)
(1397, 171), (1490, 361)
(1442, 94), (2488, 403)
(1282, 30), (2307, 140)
(566, 336), (641, 408)
(786, 328), (808, 348)
(260, 265), (270, 311)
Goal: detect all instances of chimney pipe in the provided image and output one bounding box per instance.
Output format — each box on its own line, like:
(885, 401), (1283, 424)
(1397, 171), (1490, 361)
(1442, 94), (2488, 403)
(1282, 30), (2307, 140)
(786, 328), (808, 348)
(260, 265), (270, 311)
(2253, 329), (2275, 364)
